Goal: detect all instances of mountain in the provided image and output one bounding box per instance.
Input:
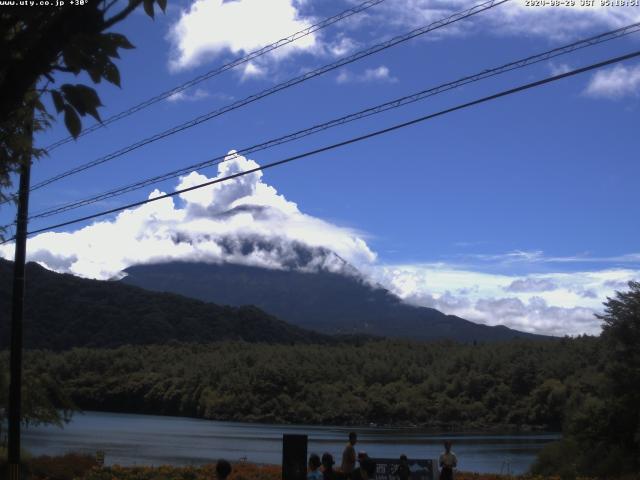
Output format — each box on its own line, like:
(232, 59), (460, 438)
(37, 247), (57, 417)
(0, 259), (334, 350)
(121, 260), (548, 342)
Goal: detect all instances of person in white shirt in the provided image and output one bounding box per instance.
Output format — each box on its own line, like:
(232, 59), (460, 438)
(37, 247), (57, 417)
(438, 441), (457, 480)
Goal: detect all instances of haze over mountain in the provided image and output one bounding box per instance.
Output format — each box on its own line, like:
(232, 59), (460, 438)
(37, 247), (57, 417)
(121, 250), (549, 342)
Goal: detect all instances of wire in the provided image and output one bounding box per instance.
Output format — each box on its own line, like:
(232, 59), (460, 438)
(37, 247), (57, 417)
(26, 21), (640, 221)
(26, 0), (509, 194)
(43, 0), (388, 152)
(2, 48), (636, 245)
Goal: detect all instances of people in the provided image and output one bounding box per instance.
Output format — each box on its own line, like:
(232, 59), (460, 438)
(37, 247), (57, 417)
(322, 452), (339, 480)
(216, 459), (232, 480)
(394, 454), (410, 480)
(308, 453), (323, 480)
(351, 453), (376, 480)
(438, 441), (457, 480)
(341, 432), (358, 477)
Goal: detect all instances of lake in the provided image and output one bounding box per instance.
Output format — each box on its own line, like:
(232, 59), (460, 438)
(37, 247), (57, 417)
(22, 411), (559, 475)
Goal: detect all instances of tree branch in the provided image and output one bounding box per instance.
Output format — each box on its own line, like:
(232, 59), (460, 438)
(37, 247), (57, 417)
(103, 0), (144, 29)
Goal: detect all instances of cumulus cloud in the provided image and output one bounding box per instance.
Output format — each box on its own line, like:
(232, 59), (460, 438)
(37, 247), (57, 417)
(168, 0), (318, 72)
(0, 152), (375, 280)
(583, 63), (640, 99)
(506, 277), (558, 292)
(336, 65), (398, 84)
(370, 264), (639, 336)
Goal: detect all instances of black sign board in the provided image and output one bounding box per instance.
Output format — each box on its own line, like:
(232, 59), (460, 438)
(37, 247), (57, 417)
(372, 458), (436, 480)
(283, 434), (308, 480)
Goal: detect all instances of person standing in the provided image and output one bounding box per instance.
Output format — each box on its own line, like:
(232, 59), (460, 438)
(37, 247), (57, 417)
(341, 432), (358, 477)
(394, 454), (410, 480)
(438, 441), (457, 480)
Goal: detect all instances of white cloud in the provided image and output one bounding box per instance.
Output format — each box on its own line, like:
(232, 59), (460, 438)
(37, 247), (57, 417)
(167, 88), (213, 102)
(369, 0), (640, 41)
(505, 277), (558, 292)
(548, 62), (571, 76)
(168, 0), (319, 72)
(336, 65), (398, 84)
(369, 264), (639, 336)
(583, 63), (640, 99)
(241, 61), (267, 81)
(0, 152), (375, 280)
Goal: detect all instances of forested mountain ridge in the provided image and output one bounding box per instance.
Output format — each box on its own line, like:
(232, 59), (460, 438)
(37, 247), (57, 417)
(0, 259), (336, 349)
(122, 261), (548, 342)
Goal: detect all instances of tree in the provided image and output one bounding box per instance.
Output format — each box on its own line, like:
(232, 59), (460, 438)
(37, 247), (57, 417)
(533, 281), (640, 478)
(597, 280), (640, 472)
(0, 0), (167, 210)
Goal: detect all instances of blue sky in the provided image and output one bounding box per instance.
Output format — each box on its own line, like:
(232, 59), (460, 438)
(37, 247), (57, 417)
(1, 0), (640, 335)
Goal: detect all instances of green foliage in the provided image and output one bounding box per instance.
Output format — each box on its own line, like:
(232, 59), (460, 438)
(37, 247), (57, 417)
(0, 0), (166, 211)
(1, 337), (601, 430)
(533, 282), (640, 478)
(0, 259), (338, 349)
(0, 351), (76, 430)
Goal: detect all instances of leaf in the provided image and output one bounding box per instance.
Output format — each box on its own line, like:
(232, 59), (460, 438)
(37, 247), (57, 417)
(61, 47), (83, 75)
(86, 64), (102, 84)
(102, 61), (121, 87)
(103, 33), (135, 50)
(156, 0), (167, 12)
(63, 105), (81, 138)
(61, 84), (103, 122)
(51, 90), (65, 113)
(143, 0), (154, 18)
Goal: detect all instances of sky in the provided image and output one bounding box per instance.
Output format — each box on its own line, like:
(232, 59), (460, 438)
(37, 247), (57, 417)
(1, 0), (640, 336)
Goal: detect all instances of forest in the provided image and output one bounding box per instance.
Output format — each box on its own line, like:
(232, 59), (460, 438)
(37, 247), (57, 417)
(1, 337), (597, 430)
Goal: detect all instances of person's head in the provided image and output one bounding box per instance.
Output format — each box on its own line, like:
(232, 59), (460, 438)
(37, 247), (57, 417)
(399, 454), (408, 464)
(322, 453), (335, 470)
(444, 441), (452, 453)
(216, 459), (232, 480)
(309, 453), (321, 471)
(349, 432), (357, 445)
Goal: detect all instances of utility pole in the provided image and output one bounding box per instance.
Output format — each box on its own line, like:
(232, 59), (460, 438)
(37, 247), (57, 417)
(7, 106), (33, 480)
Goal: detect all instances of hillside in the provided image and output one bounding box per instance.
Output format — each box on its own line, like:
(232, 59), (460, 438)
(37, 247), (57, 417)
(0, 259), (331, 350)
(121, 261), (548, 342)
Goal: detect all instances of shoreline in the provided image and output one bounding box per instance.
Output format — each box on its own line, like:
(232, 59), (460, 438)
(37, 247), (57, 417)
(67, 409), (562, 436)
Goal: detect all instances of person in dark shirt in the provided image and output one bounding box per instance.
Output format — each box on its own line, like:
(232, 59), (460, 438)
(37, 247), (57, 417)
(394, 454), (410, 480)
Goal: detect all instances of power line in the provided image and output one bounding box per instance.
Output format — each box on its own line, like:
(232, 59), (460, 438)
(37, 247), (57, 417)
(2, 48), (637, 245)
(27, 0), (509, 193)
(44, 0), (388, 152)
(25, 22), (640, 221)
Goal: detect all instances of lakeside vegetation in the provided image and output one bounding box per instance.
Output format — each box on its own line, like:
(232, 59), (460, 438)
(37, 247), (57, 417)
(2, 337), (598, 430)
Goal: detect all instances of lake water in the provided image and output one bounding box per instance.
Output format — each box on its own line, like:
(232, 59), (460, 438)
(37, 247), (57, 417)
(22, 411), (559, 475)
